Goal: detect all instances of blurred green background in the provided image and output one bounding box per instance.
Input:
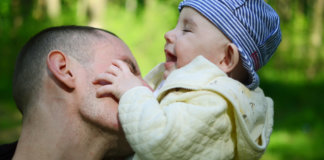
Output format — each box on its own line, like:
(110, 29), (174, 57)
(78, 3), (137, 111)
(0, 0), (323, 159)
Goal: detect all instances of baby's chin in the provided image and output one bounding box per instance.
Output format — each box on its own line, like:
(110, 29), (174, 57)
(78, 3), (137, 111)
(163, 61), (177, 79)
(164, 61), (176, 70)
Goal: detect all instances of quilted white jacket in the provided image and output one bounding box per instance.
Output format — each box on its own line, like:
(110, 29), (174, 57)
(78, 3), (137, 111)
(119, 56), (274, 160)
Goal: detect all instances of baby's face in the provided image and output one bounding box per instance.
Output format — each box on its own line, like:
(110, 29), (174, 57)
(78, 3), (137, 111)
(164, 7), (230, 71)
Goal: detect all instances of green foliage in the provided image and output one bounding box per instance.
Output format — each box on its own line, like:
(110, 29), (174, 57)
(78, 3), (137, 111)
(103, 1), (179, 75)
(0, 0), (10, 16)
(258, 80), (324, 160)
(0, 0), (323, 159)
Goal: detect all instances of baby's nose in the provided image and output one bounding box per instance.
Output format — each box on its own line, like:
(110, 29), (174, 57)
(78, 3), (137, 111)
(164, 29), (176, 43)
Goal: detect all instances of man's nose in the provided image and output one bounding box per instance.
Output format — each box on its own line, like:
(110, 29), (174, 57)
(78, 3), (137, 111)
(164, 29), (176, 43)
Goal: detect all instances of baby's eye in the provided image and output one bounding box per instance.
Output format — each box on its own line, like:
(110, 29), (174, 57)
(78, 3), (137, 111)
(183, 29), (191, 32)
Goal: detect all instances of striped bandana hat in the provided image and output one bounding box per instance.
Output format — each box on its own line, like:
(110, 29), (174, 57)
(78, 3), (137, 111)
(179, 0), (281, 90)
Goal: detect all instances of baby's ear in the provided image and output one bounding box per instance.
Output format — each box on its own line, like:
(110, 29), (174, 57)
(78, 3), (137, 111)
(219, 43), (240, 73)
(47, 50), (76, 89)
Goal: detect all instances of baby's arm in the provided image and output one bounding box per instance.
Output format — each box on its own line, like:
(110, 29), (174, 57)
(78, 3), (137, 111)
(93, 59), (151, 99)
(118, 89), (234, 160)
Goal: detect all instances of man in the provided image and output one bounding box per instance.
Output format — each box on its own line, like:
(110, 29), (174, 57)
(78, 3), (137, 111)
(1, 26), (141, 159)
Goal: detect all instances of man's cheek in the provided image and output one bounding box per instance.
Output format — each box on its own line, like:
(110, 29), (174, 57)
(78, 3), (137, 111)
(79, 98), (121, 132)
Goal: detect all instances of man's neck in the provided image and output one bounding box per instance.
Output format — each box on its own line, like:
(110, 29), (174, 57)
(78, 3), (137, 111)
(12, 107), (109, 160)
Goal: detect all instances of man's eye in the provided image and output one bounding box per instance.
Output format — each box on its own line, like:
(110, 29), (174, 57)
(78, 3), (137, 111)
(126, 63), (135, 74)
(183, 29), (191, 32)
(128, 61), (139, 75)
(122, 59), (138, 75)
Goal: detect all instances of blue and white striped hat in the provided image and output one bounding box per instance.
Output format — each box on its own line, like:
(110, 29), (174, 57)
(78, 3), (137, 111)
(179, 0), (281, 90)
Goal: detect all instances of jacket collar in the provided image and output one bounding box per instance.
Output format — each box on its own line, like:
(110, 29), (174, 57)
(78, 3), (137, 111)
(145, 56), (228, 97)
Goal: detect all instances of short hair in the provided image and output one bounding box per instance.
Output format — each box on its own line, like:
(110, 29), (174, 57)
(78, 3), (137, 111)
(12, 25), (117, 114)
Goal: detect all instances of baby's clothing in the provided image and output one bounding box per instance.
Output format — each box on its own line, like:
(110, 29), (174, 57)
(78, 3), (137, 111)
(153, 79), (165, 97)
(118, 56), (274, 160)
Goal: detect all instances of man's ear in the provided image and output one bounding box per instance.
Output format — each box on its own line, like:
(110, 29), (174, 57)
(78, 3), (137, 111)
(47, 50), (76, 89)
(219, 43), (240, 73)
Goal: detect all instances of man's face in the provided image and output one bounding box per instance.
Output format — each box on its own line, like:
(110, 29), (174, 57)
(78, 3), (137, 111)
(75, 33), (140, 157)
(78, 34), (142, 131)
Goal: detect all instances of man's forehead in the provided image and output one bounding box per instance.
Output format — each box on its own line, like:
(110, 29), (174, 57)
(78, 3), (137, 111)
(91, 37), (139, 74)
(92, 35), (127, 55)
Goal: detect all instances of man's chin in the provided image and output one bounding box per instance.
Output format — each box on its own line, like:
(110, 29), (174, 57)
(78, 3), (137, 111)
(102, 137), (134, 160)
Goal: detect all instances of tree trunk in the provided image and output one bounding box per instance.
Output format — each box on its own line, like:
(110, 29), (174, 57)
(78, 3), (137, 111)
(12, 0), (23, 30)
(77, 0), (88, 23)
(307, 0), (323, 79)
(88, 0), (107, 28)
(32, 0), (45, 20)
(45, 0), (61, 19)
(126, 0), (137, 12)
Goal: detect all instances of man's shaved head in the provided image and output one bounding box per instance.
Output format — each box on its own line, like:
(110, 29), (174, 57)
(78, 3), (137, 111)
(12, 26), (117, 114)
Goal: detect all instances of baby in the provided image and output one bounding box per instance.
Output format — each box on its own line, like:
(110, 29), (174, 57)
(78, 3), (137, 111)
(94, 0), (281, 159)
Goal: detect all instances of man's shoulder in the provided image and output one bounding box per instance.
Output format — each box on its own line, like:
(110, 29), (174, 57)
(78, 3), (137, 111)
(0, 141), (17, 160)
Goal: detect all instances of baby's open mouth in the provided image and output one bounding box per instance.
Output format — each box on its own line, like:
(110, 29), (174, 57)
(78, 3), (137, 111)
(165, 49), (177, 63)
(163, 49), (177, 79)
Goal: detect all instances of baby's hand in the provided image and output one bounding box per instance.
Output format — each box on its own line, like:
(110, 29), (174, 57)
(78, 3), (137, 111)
(163, 62), (176, 79)
(93, 60), (145, 99)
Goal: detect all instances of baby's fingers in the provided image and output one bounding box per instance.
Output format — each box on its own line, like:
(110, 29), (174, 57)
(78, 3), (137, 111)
(112, 60), (131, 73)
(96, 85), (115, 98)
(105, 65), (120, 76)
(93, 73), (116, 85)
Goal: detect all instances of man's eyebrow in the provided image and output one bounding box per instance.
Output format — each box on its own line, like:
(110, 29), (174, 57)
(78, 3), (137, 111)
(122, 59), (139, 75)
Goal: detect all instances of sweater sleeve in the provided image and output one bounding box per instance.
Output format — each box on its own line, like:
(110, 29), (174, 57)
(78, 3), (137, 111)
(118, 86), (235, 160)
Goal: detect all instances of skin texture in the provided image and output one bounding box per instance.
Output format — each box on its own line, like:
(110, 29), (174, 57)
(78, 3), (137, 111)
(95, 7), (246, 99)
(12, 29), (137, 160)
